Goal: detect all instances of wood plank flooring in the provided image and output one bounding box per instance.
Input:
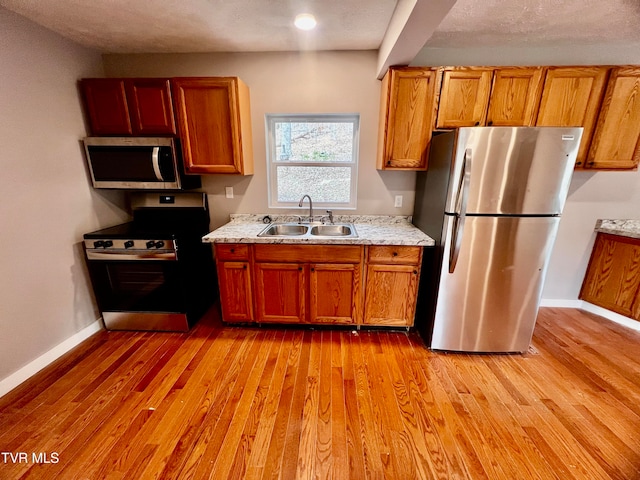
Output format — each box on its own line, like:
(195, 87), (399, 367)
(1, 306), (640, 479)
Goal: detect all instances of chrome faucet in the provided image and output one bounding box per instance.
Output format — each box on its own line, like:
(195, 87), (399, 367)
(298, 194), (313, 222)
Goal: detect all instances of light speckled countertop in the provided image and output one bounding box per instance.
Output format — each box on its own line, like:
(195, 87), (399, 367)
(595, 219), (640, 240)
(203, 214), (435, 246)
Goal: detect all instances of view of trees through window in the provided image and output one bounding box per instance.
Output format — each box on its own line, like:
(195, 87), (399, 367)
(267, 115), (359, 207)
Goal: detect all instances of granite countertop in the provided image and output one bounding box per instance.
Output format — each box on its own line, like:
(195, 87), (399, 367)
(202, 214), (435, 246)
(595, 219), (640, 240)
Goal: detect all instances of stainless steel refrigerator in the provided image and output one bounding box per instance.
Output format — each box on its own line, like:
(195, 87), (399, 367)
(413, 126), (582, 353)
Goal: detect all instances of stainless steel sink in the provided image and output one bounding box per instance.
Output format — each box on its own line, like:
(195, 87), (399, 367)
(310, 224), (355, 237)
(257, 223), (309, 237)
(257, 222), (357, 238)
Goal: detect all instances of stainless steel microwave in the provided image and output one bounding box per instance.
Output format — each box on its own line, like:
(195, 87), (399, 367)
(82, 137), (200, 190)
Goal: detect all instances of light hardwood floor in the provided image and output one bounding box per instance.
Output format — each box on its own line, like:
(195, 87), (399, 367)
(1, 307), (640, 479)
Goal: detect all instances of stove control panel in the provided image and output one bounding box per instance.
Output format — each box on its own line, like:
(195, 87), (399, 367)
(84, 238), (176, 252)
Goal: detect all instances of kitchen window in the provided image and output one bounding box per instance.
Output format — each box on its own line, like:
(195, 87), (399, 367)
(265, 114), (359, 210)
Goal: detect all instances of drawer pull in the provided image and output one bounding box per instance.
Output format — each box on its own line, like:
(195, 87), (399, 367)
(393, 252), (398, 256)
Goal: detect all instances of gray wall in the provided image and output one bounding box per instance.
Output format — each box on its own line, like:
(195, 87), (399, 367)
(412, 45), (640, 300)
(103, 51), (417, 230)
(0, 7), (129, 384)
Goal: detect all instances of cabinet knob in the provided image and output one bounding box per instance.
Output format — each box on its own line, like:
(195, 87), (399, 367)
(386, 160), (391, 165)
(392, 252), (398, 256)
(298, 267), (303, 271)
(474, 121), (480, 126)
(230, 248), (235, 253)
(487, 121), (493, 126)
(243, 265), (247, 270)
(311, 268), (315, 272)
(413, 270), (418, 275)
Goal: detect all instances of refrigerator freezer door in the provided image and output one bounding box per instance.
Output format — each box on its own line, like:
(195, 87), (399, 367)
(444, 127), (582, 215)
(431, 215), (560, 352)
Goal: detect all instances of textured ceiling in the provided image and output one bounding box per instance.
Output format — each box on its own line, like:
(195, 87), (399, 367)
(0, 0), (398, 53)
(1, 0), (640, 54)
(425, 0), (640, 48)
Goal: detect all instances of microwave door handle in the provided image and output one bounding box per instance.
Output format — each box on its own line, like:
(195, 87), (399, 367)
(152, 147), (164, 181)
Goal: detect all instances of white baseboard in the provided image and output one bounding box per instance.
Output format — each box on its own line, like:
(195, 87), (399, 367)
(0, 319), (103, 398)
(540, 298), (640, 332)
(539, 298), (583, 308)
(579, 301), (640, 332)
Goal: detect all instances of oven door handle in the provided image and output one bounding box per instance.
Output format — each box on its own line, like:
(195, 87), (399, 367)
(86, 251), (177, 261)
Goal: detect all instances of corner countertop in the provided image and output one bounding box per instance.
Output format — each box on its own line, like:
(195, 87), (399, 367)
(202, 214), (435, 246)
(595, 219), (640, 240)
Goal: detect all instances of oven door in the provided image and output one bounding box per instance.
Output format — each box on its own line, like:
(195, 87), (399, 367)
(86, 254), (190, 331)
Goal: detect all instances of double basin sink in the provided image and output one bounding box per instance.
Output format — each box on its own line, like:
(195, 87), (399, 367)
(258, 222), (358, 238)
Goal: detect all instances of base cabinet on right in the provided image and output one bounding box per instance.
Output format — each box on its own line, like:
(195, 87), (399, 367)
(580, 232), (640, 320)
(363, 246), (422, 326)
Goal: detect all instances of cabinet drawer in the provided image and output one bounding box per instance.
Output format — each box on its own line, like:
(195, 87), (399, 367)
(367, 246), (421, 265)
(254, 244), (362, 263)
(215, 243), (250, 261)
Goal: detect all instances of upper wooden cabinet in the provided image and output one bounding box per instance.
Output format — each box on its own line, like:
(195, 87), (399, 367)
(377, 67), (440, 170)
(536, 67), (609, 167)
(436, 67), (493, 128)
(80, 78), (176, 136)
(486, 67), (545, 126)
(437, 67), (544, 128)
(586, 67), (640, 170)
(172, 77), (254, 175)
(125, 79), (177, 135)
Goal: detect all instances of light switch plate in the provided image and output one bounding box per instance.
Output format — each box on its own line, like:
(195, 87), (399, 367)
(394, 195), (403, 207)
(225, 187), (234, 199)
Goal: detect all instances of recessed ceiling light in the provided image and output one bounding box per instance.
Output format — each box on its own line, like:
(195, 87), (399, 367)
(294, 13), (317, 31)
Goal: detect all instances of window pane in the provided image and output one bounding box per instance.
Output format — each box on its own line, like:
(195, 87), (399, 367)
(276, 166), (351, 203)
(275, 122), (354, 163)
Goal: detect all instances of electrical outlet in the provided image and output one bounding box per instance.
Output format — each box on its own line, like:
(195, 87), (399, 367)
(394, 195), (403, 208)
(225, 187), (234, 199)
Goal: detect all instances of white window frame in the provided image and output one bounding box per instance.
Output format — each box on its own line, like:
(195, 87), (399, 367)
(265, 113), (359, 210)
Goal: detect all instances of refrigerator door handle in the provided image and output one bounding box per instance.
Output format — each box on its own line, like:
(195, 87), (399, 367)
(449, 149), (472, 273)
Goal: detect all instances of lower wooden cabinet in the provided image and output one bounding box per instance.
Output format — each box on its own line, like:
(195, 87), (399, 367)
(217, 261), (253, 322)
(310, 263), (361, 324)
(214, 243), (422, 327)
(215, 244), (253, 322)
(253, 245), (362, 325)
(580, 233), (640, 320)
(363, 246), (422, 326)
(254, 263), (306, 323)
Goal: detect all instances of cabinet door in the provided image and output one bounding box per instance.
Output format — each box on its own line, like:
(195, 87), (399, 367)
(580, 233), (640, 318)
(436, 68), (493, 128)
(309, 263), (361, 324)
(254, 263), (305, 323)
(217, 261), (253, 322)
(536, 67), (609, 167)
(377, 67), (440, 170)
(586, 67), (640, 169)
(487, 67), (544, 126)
(125, 79), (176, 135)
(172, 77), (254, 175)
(80, 79), (132, 135)
(363, 264), (419, 326)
